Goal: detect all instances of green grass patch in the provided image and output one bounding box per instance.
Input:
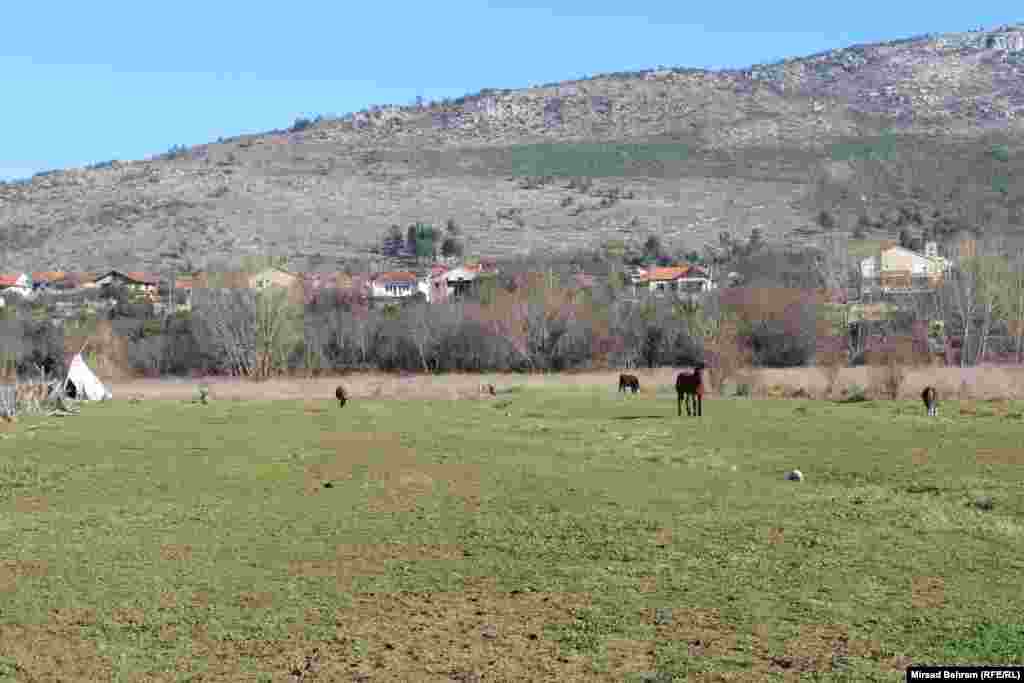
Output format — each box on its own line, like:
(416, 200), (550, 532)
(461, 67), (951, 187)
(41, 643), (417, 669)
(943, 623), (1024, 664)
(1, 390), (1022, 679)
(507, 142), (693, 177)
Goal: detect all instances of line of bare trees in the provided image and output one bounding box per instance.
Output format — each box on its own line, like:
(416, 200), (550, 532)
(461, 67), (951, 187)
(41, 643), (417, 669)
(5, 236), (1024, 382)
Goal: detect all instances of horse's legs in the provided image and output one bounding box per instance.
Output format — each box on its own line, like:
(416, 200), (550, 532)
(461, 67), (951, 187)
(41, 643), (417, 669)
(678, 395), (683, 417)
(696, 394), (702, 417)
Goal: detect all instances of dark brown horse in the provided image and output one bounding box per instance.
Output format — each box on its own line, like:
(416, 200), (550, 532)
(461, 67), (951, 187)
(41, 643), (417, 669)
(676, 364), (705, 417)
(921, 385), (937, 417)
(336, 385), (348, 408)
(619, 374), (640, 394)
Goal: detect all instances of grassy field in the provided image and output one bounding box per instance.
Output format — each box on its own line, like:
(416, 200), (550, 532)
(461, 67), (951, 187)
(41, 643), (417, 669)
(1, 382), (1023, 681)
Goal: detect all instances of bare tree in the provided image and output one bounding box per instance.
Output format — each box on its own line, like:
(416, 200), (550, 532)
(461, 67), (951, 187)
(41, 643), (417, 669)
(254, 286), (303, 378)
(191, 288), (257, 376)
(404, 303), (437, 372)
(816, 230), (851, 293)
(997, 256), (1024, 364)
(939, 251), (1006, 367)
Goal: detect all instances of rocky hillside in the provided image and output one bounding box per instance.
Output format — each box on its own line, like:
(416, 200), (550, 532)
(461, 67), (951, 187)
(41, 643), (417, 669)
(2, 22), (1024, 272)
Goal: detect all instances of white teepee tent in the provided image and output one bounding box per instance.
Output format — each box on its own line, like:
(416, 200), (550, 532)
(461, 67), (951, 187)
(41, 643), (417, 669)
(63, 353), (112, 401)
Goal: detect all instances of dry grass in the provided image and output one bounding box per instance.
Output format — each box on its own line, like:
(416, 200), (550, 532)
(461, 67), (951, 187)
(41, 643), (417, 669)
(107, 365), (1024, 402)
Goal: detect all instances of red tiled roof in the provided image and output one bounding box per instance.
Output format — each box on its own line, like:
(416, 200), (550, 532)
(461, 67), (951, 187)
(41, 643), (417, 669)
(124, 271), (160, 285)
(373, 271), (418, 283)
(32, 271), (66, 282)
(642, 266), (688, 281)
(640, 265), (709, 281)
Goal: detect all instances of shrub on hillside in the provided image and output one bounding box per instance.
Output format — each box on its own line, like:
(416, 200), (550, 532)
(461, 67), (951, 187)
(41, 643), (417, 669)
(441, 236), (464, 258)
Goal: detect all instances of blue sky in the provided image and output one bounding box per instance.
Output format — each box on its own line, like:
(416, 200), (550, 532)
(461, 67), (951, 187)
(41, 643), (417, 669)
(0, 2), (1019, 181)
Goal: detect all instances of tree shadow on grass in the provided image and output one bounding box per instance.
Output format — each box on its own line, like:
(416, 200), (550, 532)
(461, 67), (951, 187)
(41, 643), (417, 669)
(612, 415), (665, 420)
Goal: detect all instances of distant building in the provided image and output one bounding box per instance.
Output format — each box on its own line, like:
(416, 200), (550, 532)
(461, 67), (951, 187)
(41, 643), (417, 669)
(370, 271), (427, 300)
(429, 262), (500, 303)
(859, 242), (949, 293)
(92, 270), (161, 299)
(0, 273), (33, 298)
(631, 265), (714, 298)
(31, 271), (67, 293)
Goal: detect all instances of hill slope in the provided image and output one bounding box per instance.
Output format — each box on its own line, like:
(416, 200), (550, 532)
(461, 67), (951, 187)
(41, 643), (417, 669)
(3, 22), (1024, 272)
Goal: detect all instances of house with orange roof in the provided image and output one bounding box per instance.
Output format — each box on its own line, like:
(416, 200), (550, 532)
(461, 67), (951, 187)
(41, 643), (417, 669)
(31, 271), (67, 292)
(632, 264), (714, 298)
(369, 271), (428, 300)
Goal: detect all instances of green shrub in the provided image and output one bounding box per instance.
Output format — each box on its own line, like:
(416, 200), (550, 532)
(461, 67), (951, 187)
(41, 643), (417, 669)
(840, 383), (867, 403)
(141, 319), (164, 337)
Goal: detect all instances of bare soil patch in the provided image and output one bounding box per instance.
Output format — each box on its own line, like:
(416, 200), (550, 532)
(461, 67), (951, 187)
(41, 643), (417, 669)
(313, 432), (482, 512)
(12, 495), (48, 514)
(289, 542), (464, 590)
(0, 622), (115, 681)
(108, 366), (1024, 403)
(646, 607), (740, 658)
(603, 638), (655, 675)
(911, 576), (946, 609)
(238, 591), (275, 610)
(328, 576), (594, 681)
(121, 577), (598, 682)
(0, 560), (48, 593)
(975, 448), (1024, 466)
(636, 576), (659, 594)
(159, 543), (193, 562)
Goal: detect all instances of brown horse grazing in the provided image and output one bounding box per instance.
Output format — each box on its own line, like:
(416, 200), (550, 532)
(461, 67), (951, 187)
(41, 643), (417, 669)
(336, 385), (348, 408)
(676, 364), (705, 417)
(619, 374), (640, 394)
(921, 386), (938, 417)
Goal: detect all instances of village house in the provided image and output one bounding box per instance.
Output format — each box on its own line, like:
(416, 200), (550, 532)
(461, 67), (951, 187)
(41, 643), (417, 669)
(30, 271), (68, 293)
(631, 265), (714, 298)
(429, 262), (501, 303)
(0, 273), (33, 298)
(369, 271), (428, 300)
(91, 270), (161, 300)
(433, 265), (478, 302)
(859, 241), (949, 292)
(172, 276), (196, 311)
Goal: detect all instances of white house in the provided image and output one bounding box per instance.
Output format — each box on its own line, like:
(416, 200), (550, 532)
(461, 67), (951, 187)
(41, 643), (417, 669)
(428, 263), (499, 303)
(860, 241), (949, 289)
(370, 271), (429, 300)
(631, 265), (714, 297)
